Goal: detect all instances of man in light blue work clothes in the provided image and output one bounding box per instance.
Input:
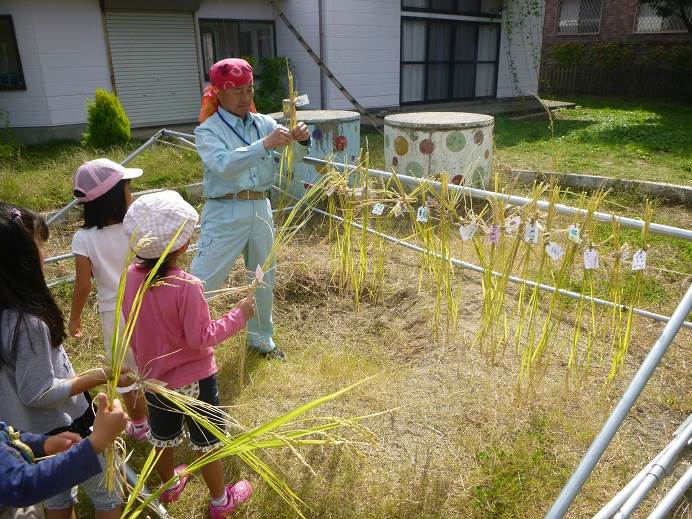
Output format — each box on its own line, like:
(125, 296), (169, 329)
(191, 58), (310, 361)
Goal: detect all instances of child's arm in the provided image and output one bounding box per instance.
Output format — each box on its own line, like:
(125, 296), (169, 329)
(180, 282), (253, 349)
(68, 254), (93, 337)
(13, 317), (124, 407)
(0, 394), (126, 508)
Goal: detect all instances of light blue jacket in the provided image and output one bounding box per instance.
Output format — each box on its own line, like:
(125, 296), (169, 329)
(194, 106), (309, 198)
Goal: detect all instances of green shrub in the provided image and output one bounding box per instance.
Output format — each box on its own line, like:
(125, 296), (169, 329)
(254, 57), (289, 114)
(82, 89), (131, 148)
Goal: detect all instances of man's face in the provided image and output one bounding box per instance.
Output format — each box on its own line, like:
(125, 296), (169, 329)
(218, 84), (254, 118)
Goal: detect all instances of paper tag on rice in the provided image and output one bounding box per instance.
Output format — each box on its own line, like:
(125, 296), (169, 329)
(294, 94), (310, 107)
(524, 221), (541, 244)
(631, 249), (647, 271)
(505, 215), (521, 234)
(417, 206), (430, 223)
(459, 222), (478, 241)
(487, 224), (500, 244)
(568, 224), (581, 243)
(545, 241), (565, 261)
(584, 248), (599, 270)
(371, 202), (385, 216)
(255, 264), (264, 283)
(391, 202), (403, 218)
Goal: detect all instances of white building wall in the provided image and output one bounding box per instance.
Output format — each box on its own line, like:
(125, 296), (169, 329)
(196, 0), (273, 21)
(1, 0), (51, 128)
(0, 0), (111, 128)
(195, 0), (274, 85)
(273, 0), (322, 110)
(195, 0), (323, 109)
(323, 0), (400, 110)
(496, 0), (544, 98)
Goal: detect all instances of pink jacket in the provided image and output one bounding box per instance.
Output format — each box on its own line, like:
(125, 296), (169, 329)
(122, 266), (245, 389)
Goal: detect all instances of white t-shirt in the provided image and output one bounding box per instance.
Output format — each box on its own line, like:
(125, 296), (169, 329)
(71, 223), (129, 312)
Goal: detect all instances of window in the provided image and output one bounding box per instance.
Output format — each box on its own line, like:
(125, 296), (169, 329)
(198, 19), (276, 79)
(0, 16), (25, 90)
(557, 0), (602, 34)
(401, 18), (500, 103)
(401, 0), (501, 17)
(634, 2), (691, 33)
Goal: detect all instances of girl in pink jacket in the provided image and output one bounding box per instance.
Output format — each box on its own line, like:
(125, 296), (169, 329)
(122, 190), (255, 518)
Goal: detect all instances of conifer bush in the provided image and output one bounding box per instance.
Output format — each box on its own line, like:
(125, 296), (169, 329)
(82, 88), (131, 148)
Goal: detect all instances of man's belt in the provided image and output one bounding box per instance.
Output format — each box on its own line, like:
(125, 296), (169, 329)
(210, 190), (269, 201)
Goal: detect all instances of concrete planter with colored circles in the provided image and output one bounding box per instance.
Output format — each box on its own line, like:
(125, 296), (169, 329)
(384, 112), (494, 188)
(270, 109), (360, 197)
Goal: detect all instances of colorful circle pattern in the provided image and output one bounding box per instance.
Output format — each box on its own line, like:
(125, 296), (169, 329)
(335, 135), (347, 152)
(446, 131), (466, 152)
(419, 139), (435, 155)
(394, 136), (409, 156)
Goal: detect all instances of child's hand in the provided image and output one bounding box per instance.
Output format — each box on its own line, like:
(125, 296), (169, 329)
(117, 368), (136, 388)
(88, 393), (128, 454)
(68, 317), (82, 338)
(237, 296), (256, 320)
(44, 431), (81, 455)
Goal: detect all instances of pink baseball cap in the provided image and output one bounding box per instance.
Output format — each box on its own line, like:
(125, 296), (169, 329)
(209, 58), (254, 90)
(73, 158), (143, 202)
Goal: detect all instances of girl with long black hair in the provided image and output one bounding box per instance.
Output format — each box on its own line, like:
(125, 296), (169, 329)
(0, 203), (124, 519)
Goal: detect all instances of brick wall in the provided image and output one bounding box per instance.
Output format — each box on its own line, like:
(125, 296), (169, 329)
(542, 0), (690, 52)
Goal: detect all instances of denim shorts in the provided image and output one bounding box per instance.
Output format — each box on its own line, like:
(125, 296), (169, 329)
(145, 374), (224, 451)
(43, 454), (121, 511)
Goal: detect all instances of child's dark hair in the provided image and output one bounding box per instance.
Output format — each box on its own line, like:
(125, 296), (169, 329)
(137, 254), (173, 286)
(80, 179), (129, 229)
(0, 203), (66, 367)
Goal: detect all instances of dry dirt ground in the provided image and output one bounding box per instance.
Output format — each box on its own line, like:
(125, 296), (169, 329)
(42, 210), (691, 519)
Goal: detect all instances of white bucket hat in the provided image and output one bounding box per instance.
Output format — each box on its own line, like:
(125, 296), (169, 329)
(123, 190), (198, 259)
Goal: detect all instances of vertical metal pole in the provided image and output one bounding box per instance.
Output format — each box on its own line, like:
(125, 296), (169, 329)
(46, 129), (164, 226)
(544, 284), (692, 519)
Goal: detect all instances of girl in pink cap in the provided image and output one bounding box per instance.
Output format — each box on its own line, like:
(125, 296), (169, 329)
(69, 159), (149, 440)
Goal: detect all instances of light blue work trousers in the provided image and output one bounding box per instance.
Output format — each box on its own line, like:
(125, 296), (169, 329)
(190, 197), (275, 353)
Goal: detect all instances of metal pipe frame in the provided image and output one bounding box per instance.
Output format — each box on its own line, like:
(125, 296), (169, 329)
(40, 127), (692, 517)
(268, 185), (692, 330)
(298, 155), (692, 242)
(647, 464), (692, 519)
(544, 284), (692, 519)
(613, 418), (692, 518)
(46, 130), (164, 226)
(594, 415), (692, 519)
(161, 129), (692, 242)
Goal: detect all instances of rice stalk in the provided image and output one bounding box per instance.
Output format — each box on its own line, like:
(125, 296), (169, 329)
(607, 201), (653, 382)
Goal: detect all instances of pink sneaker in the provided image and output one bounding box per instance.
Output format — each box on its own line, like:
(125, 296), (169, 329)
(209, 480), (253, 518)
(124, 418), (150, 441)
(160, 465), (191, 504)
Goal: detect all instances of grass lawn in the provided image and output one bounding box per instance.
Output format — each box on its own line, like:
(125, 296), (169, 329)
(3, 95), (692, 518)
(365, 97), (692, 185)
(2, 96), (691, 213)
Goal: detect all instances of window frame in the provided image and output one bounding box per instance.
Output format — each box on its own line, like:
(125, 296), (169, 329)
(0, 15), (26, 91)
(399, 16), (501, 105)
(400, 0), (502, 18)
(633, 1), (691, 33)
(198, 18), (277, 81)
(555, 0), (604, 36)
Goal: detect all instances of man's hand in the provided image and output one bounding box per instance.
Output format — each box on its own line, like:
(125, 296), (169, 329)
(87, 393), (128, 454)
(262, 126), (292, 150)
(44, 431), (81, 456)
(291, 122), (310, 143)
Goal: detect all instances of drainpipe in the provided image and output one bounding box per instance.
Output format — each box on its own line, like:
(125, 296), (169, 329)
(318, 0), (326, 109)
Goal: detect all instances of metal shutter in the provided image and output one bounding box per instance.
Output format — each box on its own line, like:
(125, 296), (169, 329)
(105, 11), (200, 127)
